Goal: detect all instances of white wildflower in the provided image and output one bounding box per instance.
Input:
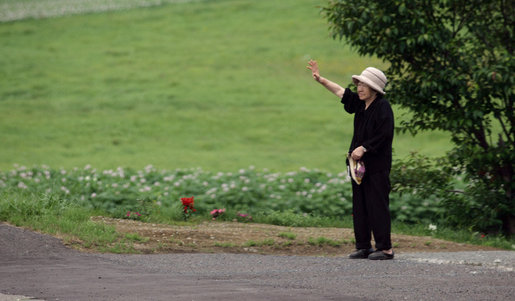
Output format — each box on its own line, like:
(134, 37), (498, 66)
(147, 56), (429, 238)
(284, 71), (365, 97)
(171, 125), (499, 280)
(17, 182), (28, 189)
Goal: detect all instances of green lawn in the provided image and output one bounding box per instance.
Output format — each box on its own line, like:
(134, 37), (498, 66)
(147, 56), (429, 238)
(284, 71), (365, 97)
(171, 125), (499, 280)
(0, 0), (452, 172)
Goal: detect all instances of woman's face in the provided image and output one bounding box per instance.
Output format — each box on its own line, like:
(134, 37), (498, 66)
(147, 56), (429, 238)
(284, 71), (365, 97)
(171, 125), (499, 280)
(356, 81), (377, 102)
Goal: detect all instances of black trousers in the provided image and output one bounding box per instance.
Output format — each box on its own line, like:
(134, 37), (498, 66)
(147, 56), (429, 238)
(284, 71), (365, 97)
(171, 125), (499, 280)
(352, 171), (392, 251)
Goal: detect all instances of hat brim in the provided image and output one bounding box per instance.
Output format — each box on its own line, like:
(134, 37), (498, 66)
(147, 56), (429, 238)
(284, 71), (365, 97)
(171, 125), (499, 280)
(352, 75), (386, 95)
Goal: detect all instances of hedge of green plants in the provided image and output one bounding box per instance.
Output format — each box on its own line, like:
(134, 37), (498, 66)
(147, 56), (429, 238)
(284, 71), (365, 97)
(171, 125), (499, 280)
(0, 153), (508, 235)
(0, 154), (512, 237)
(0, 155), (446, 224)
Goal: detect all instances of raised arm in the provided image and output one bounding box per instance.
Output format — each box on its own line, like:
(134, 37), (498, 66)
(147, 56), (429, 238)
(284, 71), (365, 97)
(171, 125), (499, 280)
(307, 60), (346, 99)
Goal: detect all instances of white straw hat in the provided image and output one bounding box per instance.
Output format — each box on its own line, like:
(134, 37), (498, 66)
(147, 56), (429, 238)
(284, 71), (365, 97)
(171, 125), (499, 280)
(351, 67), (387, 95)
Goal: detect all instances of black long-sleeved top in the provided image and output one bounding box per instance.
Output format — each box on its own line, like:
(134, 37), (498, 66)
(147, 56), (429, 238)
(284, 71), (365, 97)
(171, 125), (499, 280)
(341, 88), (394, 175)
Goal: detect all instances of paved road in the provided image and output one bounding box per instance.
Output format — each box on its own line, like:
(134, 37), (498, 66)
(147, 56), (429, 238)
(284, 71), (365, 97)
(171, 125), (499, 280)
(1, 224), (514, 301)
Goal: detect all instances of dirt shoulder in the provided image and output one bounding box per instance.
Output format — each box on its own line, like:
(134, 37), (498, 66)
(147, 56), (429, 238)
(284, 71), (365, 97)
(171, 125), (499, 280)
(74, 217), (501, 256)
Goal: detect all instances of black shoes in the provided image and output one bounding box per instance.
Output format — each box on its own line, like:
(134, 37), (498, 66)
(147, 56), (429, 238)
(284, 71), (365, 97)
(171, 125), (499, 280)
(349, 248), (374, 259)
(348, 249), (394, 260)
(368, 250), (394, 260)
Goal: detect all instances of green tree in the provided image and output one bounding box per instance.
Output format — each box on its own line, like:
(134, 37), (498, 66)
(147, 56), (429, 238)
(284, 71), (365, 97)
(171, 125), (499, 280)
(323, 0), (514, 234)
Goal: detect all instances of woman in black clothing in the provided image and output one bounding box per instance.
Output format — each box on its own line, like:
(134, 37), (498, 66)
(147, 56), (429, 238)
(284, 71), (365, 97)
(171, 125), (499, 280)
(307, 60), (394, 260)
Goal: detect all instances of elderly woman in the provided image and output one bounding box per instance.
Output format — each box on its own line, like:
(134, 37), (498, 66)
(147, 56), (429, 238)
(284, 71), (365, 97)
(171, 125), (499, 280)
(307, 60), (394, 260)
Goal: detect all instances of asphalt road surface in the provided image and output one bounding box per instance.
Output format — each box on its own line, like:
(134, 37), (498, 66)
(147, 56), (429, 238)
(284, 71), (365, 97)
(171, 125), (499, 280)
(1, 224), (513, 301)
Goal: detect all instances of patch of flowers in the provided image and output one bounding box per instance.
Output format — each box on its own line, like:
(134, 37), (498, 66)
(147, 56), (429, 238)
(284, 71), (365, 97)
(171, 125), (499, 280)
(210, 208), (225, 220)
(126, 211), (142, 220)
(180, 196), (196, 220)
(236, 213), (252, 222)
(0, 164), (354, 218)
(0, 163), (443, 223)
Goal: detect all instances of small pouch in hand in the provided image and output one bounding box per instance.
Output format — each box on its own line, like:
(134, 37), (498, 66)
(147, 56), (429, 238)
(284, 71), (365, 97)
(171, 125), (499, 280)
(347, 154), (365, 185)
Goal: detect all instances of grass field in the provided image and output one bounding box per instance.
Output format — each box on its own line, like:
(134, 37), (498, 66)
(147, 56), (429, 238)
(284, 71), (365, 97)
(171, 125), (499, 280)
(0, 0), (453, 172)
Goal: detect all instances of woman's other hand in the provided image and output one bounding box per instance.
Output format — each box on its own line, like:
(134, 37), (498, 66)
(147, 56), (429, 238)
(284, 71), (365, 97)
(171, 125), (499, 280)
(351, 146), (366, 161)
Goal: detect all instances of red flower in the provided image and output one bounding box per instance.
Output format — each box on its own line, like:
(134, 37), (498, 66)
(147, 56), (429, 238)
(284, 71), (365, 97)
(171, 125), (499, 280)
(181, 197), (196, 213)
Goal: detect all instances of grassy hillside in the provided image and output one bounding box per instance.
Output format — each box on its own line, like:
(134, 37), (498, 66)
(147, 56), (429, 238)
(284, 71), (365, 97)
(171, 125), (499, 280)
(0, 0), (452, 172)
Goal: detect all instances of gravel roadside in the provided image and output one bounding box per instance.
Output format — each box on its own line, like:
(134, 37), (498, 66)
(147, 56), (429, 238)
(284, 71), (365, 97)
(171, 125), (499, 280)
(1, 224), (513, 301)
